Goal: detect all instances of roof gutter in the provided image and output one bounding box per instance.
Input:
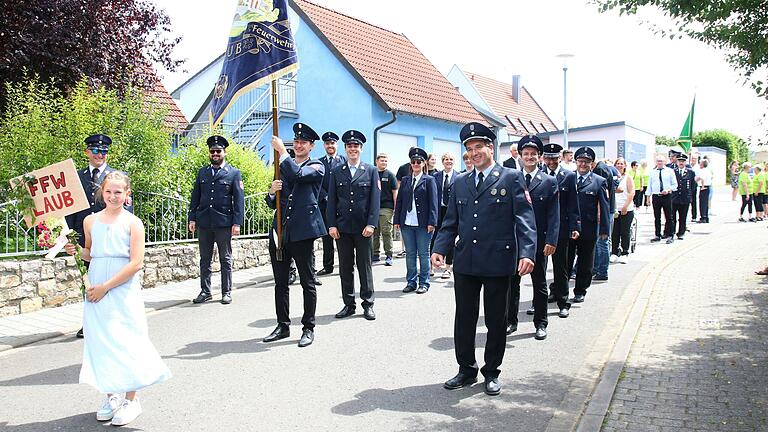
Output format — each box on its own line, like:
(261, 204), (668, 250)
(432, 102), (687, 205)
(373, 110), (397, 160)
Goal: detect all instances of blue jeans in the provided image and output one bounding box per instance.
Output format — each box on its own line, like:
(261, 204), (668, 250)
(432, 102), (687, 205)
(594, 217), (613, 277)
(401, 225), (432, 288)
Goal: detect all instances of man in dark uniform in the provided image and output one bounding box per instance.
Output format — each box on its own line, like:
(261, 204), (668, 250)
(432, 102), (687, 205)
(316, 132), (346, 276)
(327, 130), (381, 321)
(667, 149), (680, 168)
(566, 147), (610, 304)
(188, 136), (245, 305)
(541, 143), (581, 318)
(672, 153), (695, 240)
(591, 157), (616, 281)
(507, 135), (559, 341)
(502, 145), (521, 169)
(263, 124), (326, 347)
(66, 133), (133, 338)
(432, 122), (536, 396)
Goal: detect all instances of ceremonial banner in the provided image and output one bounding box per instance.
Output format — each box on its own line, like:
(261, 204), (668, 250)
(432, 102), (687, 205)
(210, 0), (300, 127)
(10, 159), (89, 227)
(676, 97), (696, 153)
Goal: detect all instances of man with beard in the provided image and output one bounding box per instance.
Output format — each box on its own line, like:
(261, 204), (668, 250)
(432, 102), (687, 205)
(189, 136), (245, 305)
(432, 122), (536, 396)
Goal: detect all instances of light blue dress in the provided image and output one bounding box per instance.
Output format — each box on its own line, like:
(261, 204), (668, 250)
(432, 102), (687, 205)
(80, 212), (171, 393)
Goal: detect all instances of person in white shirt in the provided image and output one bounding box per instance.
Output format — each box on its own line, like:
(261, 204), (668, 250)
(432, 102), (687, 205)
(695, 159), (713, 223)
(645, 154), (678, 243)
(560, 148), (577, 171)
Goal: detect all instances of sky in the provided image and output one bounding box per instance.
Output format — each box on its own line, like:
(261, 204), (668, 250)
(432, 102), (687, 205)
(152, 0), (766, 144)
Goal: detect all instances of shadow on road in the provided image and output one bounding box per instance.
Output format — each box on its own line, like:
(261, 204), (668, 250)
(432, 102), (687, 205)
(0, 414), (141, 431)
(167, 337), (296, 360)
(0, 364), (80, 387)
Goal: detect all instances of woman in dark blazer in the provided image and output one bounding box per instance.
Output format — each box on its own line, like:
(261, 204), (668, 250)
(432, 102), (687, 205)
(394, 147), (439, 293)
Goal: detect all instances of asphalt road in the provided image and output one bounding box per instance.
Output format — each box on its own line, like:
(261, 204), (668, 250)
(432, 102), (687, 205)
(1, 209), (671, 432)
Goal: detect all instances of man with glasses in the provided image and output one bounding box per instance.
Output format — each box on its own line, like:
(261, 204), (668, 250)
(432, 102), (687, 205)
(646, 154), (678, 242)
(188, 135), (245, 305)
(66, 133), (133, 338)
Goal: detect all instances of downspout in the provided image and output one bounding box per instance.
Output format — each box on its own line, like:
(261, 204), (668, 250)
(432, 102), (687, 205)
(373, 110), (397, 160)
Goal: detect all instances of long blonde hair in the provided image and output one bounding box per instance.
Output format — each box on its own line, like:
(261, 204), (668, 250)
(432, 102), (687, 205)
(95, 171), (132, 204)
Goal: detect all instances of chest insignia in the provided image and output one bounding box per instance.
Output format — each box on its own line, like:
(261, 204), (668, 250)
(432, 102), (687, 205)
(500, 188), (507, 196)
(491, 188), (497, 196)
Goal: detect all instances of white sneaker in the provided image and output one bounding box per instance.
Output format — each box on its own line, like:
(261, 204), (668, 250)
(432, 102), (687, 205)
(96, 394), (122, 421)
(440, 269), (452, 279)
(609, 254), (619, 263)
(111, 397), (142, 426)
(618, 255), (629, 264)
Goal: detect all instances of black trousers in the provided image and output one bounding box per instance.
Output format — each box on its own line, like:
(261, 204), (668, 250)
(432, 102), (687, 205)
(453, 272), (509, 379)
(508, 250), (548, 328)
(198, 227), (233, 295)
(611, 211), (634, 255)
(652, 194), (674, 237)
(319, 201), (335, 271)
(550, 235), (571, 310)
(672, 203), (689, 236)
(269, 236), (317, 330)
(336, 232), (375, 307)
(699, 187), (710, 221)
(567, 235), (597, 297)
(430, 206), (454, 265)
(633, 188), (645, 208)
(690, 184), (699, 220)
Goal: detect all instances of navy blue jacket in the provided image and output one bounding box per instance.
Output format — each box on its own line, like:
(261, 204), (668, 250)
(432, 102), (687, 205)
(575, 172), (611, 239)
(319, 153), (347, 203)
(393, 173), (438, 228)
(433, 164), (537, 277)
(188, 163), (245, 229)
(672, 166), (696, 205)
(593, 161), (616, 214)
(524, 170), (560, 249)
(326, 161), (381, 234)
(65, 165), (134, 247)
(552, 167), (581, 239)
(433, 169), (459, 207)
(265, 156), (326, 243)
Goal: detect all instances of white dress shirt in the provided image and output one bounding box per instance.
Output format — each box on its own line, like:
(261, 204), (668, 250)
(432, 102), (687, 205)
(405, 173), (423, 226)
(645, 166), (678, 196)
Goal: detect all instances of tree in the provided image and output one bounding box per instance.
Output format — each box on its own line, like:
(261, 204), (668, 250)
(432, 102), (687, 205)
(655, 135), (677, 148)
(692, 129), (748, 177)
(594, 0), (768, 98)
(0, 0), (183, 108)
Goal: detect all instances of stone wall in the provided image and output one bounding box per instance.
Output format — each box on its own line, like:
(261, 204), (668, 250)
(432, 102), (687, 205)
(0, 238), (270, 317)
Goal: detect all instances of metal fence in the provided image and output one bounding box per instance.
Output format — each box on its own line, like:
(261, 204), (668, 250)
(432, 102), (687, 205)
(0, 191), (273, 257)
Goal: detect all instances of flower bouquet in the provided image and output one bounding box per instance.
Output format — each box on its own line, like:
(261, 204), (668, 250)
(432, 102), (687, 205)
(37, 218), (89, 295)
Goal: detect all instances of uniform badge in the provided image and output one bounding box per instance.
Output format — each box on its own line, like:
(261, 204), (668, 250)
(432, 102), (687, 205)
(493, 171), (500, 176)
(500, 188), (507, 196)
(491, 188), (497, 195)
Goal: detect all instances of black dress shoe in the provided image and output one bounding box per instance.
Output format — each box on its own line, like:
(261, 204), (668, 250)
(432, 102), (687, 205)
(526, 307), (535, 315)
(650, 237), (661, 242)
(558, 308), (570, 318)
(335, 305), (356, 318)
(506, 323), (517, 335)
(313, 278), (323, 286)
(572, 294), (585, 303)
(402, 285), (416, 293)
(444, 372), (477, 390)
(484, 377), (501, 396)
(665, 237), (674, 244)
(547, 294), (556, 303)
(535, 326), (548, 340)
(220, 293), (232, 304)
(263, 325), (290, 342)
(363, 306), (376, 320)
(316, 268), (333, 276)
(192, 292), (212, 304)
(76, 327), (84, 338)
(416, 286), (429, 294)
(677, 234), (684, 240)
(298, 329), (314, 347)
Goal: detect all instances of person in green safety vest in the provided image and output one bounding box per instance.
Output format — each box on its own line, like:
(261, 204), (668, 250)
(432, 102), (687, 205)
(754, 164), (765, 221)
(738, 162), (754, 222)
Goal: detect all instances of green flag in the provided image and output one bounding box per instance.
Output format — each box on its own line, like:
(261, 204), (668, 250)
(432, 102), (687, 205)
(676, 97), (695, 152)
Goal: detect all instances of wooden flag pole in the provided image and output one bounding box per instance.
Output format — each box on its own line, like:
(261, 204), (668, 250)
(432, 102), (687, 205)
(272, 79), (283, 261)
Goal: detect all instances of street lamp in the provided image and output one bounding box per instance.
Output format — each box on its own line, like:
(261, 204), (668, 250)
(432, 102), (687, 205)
(556, 53), (575, 149)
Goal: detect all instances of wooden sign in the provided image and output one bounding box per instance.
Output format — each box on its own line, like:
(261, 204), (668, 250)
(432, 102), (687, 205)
(11, 159), (89, 226)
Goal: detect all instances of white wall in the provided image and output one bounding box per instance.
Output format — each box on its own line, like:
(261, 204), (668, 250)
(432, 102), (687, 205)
(432, 139), (462, 171)
(378, 132), (417, 173)
(696, 146), (727, 185)
(172, 57), (224, 122)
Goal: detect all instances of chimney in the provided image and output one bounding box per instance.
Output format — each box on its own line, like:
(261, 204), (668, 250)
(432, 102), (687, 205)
(512, 75), (521, 103)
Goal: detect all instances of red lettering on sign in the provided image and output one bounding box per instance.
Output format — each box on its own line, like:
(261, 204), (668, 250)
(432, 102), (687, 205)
(61, 190), (74, 207)
(39, 176), (50, 194)
(50, 171), (67, 189)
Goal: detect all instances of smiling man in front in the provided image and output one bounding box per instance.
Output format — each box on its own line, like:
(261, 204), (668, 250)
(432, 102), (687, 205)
(431, 122), (537, 396)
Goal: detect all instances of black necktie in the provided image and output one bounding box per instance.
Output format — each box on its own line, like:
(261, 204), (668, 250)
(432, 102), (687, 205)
(442, 173), (449, 206)
(525, 173), (532, 187)
(212, 166), (220, 176)
(408, 177), (417, 212)
(658, 168), (664, 192)
(476, 172), (484, 191)
(91, 167), (100, 184)
(551, 169), (556, 177)
(577, 176), (584, 188)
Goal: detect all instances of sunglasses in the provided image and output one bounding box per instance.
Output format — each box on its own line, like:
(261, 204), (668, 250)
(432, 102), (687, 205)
(410, 159), (423, 164)
(89, 148), (108, 155)
(209, 149), (223, 154)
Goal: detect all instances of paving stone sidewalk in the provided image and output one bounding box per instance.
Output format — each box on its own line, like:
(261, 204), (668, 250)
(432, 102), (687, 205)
(601, 221), (768, 432)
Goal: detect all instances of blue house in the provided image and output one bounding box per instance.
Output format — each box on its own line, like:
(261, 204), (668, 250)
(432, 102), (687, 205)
(171, 0), (485, 170)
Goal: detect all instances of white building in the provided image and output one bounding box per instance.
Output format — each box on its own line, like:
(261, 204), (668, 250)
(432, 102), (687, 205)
(540, 121), (656, 164)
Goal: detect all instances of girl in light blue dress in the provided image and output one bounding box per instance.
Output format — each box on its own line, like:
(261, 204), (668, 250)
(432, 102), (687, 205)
(66, 171), (170, 426)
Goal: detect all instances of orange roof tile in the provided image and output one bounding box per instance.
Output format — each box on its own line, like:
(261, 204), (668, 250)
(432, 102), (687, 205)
(463, 71), (557, 137)
(294, 0), (484, 125)
(146, 79), (189, 131)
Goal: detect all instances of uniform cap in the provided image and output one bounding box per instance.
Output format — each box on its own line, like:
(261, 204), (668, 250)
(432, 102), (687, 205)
(677, 153), (688, 161)
(293, 123), (320, 142)
(460, 122), (495, 144)
(321, 131), (339, 142)
(84, 134), (112, 148)
(574, 147), (596, 161)
(408, 147), (428, 161)
(342, 130), (366, 145)
(207, 135), (229, 149)
(542, 143), (563, 158)
(517, 134), (543, 154)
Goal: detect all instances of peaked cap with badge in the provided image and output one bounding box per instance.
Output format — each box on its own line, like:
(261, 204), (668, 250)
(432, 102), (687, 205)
(574, 147), (596, 161)
(517, 134), (543, 154)
(460, 122), (496, 144)
(342, 130), (366, 145)
(543, 143), (563, 158)
(294, 123), (320, 142)
(409, 147), (428, 161)
(322, 131), (339, 142)
(207, 135), (229, 149)
(85, 134), (112, 149)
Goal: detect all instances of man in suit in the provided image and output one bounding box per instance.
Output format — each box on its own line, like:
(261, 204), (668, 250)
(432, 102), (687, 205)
(541, 143), (581, 319)
(431, 152), (459, 279)
(188, 136), (245, 305)
(66, 133), (133, 338)
(672, 153), (695, 240)
(262, 123), (326, 347)
(591, 158), (616, 281)
(507, 135), (559, 340)
(502, 144), (522, 169)
(432, 122), (536, 396)
(327, 130), (381, 321)
(316, 132), (346, 276)
(566, 147), (610, 304)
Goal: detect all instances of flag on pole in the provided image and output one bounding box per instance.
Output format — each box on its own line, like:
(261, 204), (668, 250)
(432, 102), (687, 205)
(676, 97), (695, 152)
(210, 0), (299, 128)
